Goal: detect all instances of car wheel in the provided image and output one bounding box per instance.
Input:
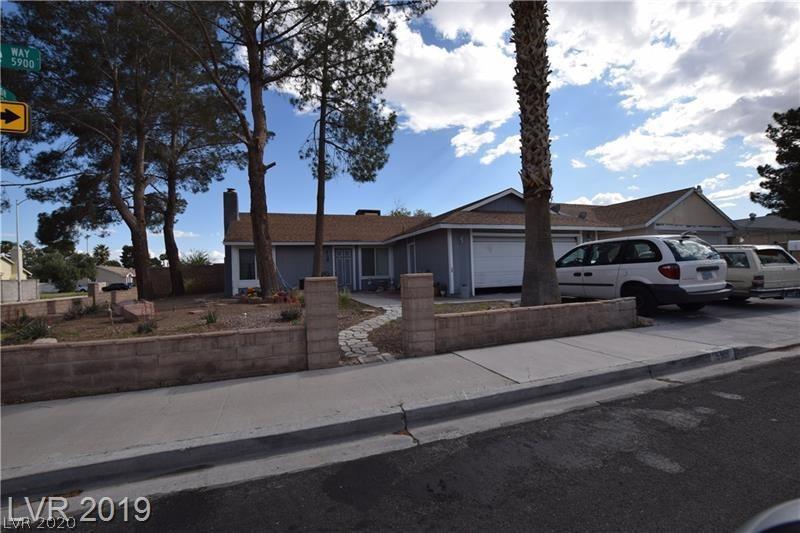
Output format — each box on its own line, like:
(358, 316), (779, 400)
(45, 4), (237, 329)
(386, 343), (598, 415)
(622, 284), (657, 317)
(678, 303), (705, 312)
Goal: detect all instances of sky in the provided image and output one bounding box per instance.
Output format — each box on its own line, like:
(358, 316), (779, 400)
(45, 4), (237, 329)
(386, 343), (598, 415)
(2, 1), (798, 263)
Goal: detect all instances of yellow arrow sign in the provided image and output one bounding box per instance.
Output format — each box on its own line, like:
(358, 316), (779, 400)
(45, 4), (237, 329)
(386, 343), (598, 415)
(1, 101), (29, 134)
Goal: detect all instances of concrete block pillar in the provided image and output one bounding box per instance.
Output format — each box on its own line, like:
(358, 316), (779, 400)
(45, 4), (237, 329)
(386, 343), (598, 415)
(401, 273), (435, 356)
(304, 277), (339, 369)
(88, 282), (106, 306)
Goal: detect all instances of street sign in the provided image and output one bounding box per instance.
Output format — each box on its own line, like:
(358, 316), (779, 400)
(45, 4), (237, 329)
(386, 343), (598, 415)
(0, 101), (29, 134)
(0, 86), (17, 101)
(0, 44), (41, 72)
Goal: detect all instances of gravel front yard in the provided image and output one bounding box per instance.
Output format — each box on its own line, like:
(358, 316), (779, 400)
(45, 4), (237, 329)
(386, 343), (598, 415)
(3, 294), (382, 345)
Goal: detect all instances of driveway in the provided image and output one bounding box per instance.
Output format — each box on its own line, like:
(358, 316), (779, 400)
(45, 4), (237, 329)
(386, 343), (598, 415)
(643, 298), (799, 350)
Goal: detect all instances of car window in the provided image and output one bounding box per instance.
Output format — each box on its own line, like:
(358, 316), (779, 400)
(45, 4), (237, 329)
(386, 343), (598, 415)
(721, 251), (751, 269)
(556, 245), (588, 268)
(587, 242), (623, 266)
(621, 240), (662, 263)
(756, 248), (796, 265)
(663, 238), (720, 262)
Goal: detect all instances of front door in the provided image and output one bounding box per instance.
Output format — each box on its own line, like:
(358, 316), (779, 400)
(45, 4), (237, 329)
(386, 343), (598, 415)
(334, 248), (354, 289)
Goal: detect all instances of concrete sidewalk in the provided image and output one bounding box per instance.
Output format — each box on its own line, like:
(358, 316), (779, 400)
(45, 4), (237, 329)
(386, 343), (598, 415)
(2, 298), (798, 499)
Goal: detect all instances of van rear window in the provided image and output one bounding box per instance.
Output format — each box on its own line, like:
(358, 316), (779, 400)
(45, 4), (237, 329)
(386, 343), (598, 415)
(664, 239), (720, 262)
(721, 251), (750, 269)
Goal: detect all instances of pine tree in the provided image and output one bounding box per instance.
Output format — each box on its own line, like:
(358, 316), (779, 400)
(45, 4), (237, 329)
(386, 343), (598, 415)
(751, 108), (800, 222)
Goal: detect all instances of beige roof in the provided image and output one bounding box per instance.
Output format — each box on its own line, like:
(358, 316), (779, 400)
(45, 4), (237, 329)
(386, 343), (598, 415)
(99, 265), (136, 277)
(224, 188), (711, 244)
(225, 213), (430, 243)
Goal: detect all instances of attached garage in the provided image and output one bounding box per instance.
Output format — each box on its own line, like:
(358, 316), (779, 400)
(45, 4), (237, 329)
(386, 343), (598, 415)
(472, 234), (578, 289)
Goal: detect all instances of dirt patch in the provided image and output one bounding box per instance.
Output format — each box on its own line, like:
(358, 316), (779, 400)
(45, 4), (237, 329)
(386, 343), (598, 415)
(5, 294), (383, 345)
(369, 301), (513, 355)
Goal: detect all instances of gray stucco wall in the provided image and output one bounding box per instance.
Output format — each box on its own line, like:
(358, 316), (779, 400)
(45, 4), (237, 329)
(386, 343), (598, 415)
(275, 246), (315, 289)
(224, 244), (232, 296)
(474, 195), (524, 213)
(392, 243), (407, 287)
(412, 229), (449, 289)
(451, 228), (472, 296)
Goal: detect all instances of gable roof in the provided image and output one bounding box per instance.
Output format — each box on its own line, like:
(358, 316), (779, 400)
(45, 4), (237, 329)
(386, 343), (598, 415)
(734, 214), (800, 231)
(224, 213), (430, 244)
(98, 265), (136, 278)
(0, 253), (33, 276)
(224, 187), (734, 245)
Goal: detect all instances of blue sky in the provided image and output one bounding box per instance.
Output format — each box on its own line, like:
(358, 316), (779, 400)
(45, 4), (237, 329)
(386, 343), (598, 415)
(2, 1), (798, 263)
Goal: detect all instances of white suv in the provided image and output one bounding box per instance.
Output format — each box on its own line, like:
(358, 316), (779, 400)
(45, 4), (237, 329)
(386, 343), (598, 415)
(555, 235), (732, 316)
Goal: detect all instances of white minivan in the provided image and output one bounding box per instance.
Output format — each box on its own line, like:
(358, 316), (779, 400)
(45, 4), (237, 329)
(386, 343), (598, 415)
(555, 235), (732, 315)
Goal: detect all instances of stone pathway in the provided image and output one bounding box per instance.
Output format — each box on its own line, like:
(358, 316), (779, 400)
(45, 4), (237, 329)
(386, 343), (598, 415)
(339, 305), (401, 364)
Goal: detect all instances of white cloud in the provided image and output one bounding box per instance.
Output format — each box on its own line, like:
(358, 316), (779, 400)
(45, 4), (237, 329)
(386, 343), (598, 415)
(716, 202), (737, 208)
(209, 250), (225, 264)
(386, 17), (516, 133)
(706, 179), (765, 203)
(586, 131), (725, 172)
(173, 230), (199, 239)
(451, 128), (496, 157)
(570, 158), (587, 169)
(697, 172), (729, 191)
(480, 135), (520, 165)
(568, 192), (635, 206)
(627, 185), (640, 191)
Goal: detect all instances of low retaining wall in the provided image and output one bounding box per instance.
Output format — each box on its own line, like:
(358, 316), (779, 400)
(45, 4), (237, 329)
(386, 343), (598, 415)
(1, 295), (87, 322)
(1, 285), (138, 322)
(435, 298), (637, 353)
(1, 326), (307, 404)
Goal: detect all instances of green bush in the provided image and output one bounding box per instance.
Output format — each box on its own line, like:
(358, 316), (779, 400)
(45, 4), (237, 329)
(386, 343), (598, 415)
(280, 308), (301, 321)
(11, 317), (50, 342)
(136, 320), (158, 334)
(204, 309), (217, 324)
(338, 289), (351, 307)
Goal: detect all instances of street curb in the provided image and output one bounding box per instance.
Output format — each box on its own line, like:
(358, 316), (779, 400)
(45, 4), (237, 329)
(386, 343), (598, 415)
(1, 343), (794, 500)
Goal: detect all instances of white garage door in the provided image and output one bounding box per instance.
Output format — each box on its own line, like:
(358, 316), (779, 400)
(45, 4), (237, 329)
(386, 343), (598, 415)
(473, 235), (578, 289)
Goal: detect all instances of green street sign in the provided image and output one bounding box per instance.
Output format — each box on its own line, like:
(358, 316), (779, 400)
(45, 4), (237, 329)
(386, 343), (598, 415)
(0, 44), (41, 72)
(0, 86), (17, 101)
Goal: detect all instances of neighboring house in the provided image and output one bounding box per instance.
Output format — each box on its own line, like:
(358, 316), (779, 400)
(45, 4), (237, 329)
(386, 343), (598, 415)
(79, 265), (136, 287)
(222, 186), (737, 297)
(0, 251), (32, 281)
(731, 214), (800, 249)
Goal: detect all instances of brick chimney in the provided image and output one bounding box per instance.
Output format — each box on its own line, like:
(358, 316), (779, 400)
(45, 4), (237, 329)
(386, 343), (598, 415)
(223, 188), (239, 232)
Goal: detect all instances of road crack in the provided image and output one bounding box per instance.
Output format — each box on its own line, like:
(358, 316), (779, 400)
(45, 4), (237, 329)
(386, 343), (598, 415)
(395, 403), (420, 445)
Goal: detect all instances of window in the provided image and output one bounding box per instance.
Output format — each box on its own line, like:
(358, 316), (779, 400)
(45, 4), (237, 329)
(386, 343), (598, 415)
(361, 247), (389, 277)
(756, 248), (796, 265)
(239, 248), (256, 279)
(587, 241), (623, 266)
(556, 245), (588, 268)
(663, 238), (719, 262)
(721, 251), (751, 269)
(621, 240), (662, 263)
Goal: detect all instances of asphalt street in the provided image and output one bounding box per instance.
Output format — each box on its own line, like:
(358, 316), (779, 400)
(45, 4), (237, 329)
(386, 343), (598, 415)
(82, 355), (800, 533)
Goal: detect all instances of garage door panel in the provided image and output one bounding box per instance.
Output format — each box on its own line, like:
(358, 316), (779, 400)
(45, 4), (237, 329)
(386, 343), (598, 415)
(473, 235), (577, 289)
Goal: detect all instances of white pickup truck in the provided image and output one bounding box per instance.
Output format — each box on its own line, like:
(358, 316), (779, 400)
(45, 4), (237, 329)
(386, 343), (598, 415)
(716, 244), (800, 301)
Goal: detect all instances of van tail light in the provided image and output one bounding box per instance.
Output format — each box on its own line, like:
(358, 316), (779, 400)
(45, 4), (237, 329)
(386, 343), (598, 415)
(752, 275), (764, 288)
(658, 263), (681, 280)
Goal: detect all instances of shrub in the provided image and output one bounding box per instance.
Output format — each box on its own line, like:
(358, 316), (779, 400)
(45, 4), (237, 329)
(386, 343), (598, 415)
(136, 320), (158, 334)
(204, 309), (217, 324)
(280, 308), (301, 321)
(12, 317), (50, 342)
(338, 289), (351, 307)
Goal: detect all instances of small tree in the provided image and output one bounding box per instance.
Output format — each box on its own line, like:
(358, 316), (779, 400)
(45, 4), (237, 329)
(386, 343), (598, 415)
(182, 250), (212, 266)
(120, 245), (136, 269)
(389, 204), (431, 217)
(93, 244), (111, 265)
(750, 108), (800, 222)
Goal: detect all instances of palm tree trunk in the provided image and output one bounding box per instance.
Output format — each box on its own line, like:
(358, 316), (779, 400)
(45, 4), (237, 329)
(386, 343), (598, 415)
(512, 0), (560, 307)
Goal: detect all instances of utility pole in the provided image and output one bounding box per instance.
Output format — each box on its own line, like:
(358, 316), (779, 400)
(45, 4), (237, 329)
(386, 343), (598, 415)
(15, 198), (28, 302)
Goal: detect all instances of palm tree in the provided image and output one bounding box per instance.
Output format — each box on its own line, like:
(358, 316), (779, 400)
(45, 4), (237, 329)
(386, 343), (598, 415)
(511, 0), (561, 307)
